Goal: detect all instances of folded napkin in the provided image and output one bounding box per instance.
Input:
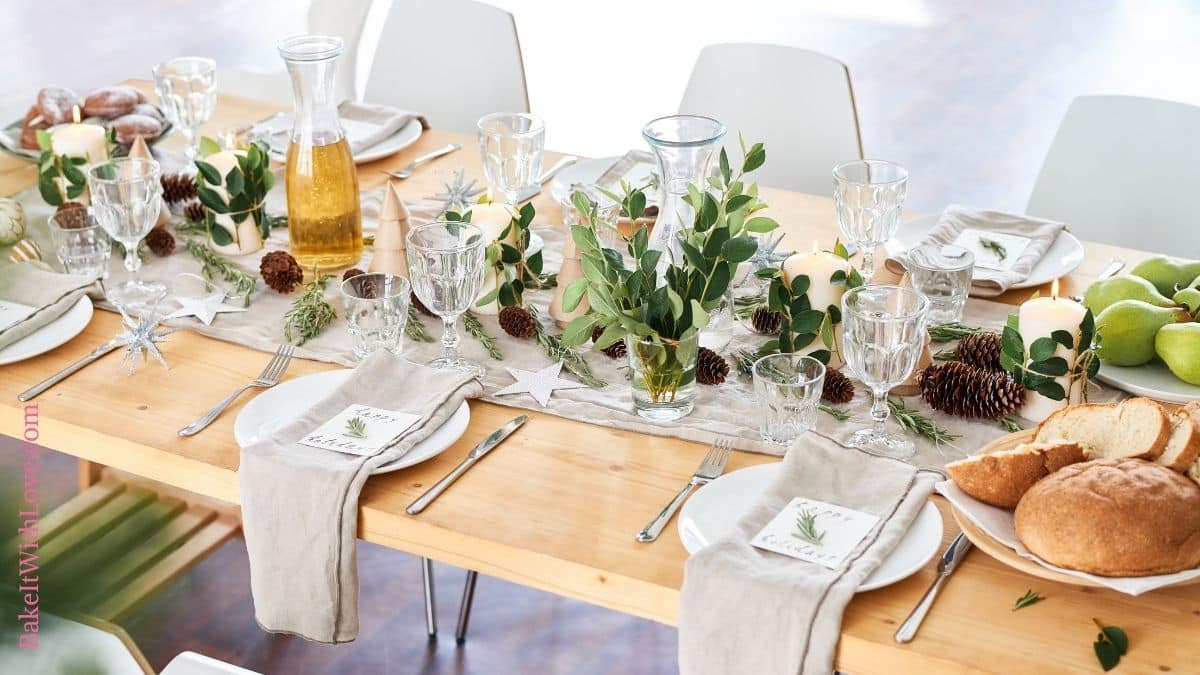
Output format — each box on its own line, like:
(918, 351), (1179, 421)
(678, 434), (937, 675)
(338, 101), (429, 155)
(920, 205), (1066, 296)
(0, 262), (95, 351)
(238, 350), (482, 643)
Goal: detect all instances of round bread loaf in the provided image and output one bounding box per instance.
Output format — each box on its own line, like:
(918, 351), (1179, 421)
(1015, 458), (1200, 576)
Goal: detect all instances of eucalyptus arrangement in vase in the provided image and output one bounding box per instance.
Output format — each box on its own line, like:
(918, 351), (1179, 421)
(194, 138), (275, 256)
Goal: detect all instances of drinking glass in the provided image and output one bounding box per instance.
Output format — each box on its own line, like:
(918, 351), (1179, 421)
(153, 56), (217, 166)
(907, 244), (974, 324)
(833, 160), (908, 281)
(753, 353), (826, 446)
(87, 158), (166, 309)
(341, 273), (410, 359)
(477, 113), (545, 205)
(406, 221), (488, 378)
(841, 285), (929, 459)
(49, 210), (111, 280)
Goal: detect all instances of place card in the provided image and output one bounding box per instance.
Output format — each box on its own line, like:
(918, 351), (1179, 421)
(951, 228), (1032, 273)
(298, 404), (421, 457)
(0, 299), (36, 333)
(750, 497), (880, 569)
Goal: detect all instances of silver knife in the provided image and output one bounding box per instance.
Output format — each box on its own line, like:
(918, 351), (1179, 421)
(1072, 256), (1125, 302)
(406, 415), (528, 514)
(18, 338), (123, 402)
(516, 156), (578, 203)
(894, 531), (972, 643)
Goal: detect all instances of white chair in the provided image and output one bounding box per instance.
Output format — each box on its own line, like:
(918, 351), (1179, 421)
(678, 43), (863, 193)
(362, 0), (529, 133)
(1027, 95), (1200, 256)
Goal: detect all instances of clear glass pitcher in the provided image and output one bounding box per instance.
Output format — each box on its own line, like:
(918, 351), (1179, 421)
(279, 34), (362, 270)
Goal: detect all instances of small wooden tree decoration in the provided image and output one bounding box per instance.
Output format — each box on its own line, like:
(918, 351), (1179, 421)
(368, 181), (410, 276)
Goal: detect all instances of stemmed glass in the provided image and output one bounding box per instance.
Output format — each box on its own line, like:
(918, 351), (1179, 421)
(87, 158), (166, 310)
(406, 221), (488, 378)
(833, 160), (908, 281)
(153, 56), (217, 166)
(840, 285), (929, 459)
(477, 113), (545, 205)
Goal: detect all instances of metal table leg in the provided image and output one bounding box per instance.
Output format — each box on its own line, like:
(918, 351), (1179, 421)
(455, 570), (479, 644)
(421, 557), (437, 640)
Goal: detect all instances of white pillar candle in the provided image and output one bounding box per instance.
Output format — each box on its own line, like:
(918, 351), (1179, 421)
(468, 201), (518, 247)
(50, 108), (109, 165)
(1018, 280), (1086, 422)
(204, 149), (263, 256)
(782, 241), (851, 314)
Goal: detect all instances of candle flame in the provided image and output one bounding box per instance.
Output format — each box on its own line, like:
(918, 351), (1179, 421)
(811, 240), (819, 254)
(1051, 278), (1060, 299)
(71, 105), (81, 124)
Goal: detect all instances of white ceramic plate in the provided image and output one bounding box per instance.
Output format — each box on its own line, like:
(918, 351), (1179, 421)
(885, 214), (1085, 290)
(550, 156), (620, 203)
(0, 296), (93, 365)
(353, 119), (423, 164)
(234, 369), (470, 474)
(678, 463), (943, 591)
(1097, 361), (1200, 404)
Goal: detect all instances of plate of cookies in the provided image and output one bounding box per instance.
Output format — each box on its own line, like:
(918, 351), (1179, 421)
(939, 397), (1200, 594)
(0, 85), (172, 160)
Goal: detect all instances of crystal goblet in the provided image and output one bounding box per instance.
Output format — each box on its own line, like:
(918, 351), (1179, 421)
(477, 112), (545, 205)
(833, 160), (908, 282)
(87, 158), (166, 310)
(153, 56), (217, 166)
(406, 222), (487, 378)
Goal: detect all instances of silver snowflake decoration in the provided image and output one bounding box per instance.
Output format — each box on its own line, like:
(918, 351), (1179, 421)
(113, 305), (178, 374)
(425, 169), (485, 215)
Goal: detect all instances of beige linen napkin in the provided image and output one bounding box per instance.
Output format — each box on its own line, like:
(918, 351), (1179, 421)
(678, 434), (937, 675)
(238, 350), (482, 643)
(339, 101), (429, 155)
(921, 204), (1066, 296)
(0, 262), (95, 350)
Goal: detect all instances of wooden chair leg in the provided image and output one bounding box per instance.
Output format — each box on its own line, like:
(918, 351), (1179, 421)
(78, 459), (103, 490)
(421, 557), (437, 640)
(455, 570), (478, 645)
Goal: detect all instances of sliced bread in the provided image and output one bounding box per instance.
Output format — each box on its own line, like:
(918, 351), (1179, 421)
(1157, 403), (1200, 472)
(1182, 402), (1200, 488)
(946, 440), (1086, 509)
(1034, 398), (1170, 461)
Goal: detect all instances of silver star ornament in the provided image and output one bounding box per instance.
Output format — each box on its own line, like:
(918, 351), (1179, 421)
(114, 306), (178, 374)
(165, 291), (247, 325)
(492, 362), (590, 407)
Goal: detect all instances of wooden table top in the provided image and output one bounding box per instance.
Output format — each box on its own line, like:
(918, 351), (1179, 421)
(2, 83), (1195, 674)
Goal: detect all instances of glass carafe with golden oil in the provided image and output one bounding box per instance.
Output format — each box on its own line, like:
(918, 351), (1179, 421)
(278, 34), (362, 270)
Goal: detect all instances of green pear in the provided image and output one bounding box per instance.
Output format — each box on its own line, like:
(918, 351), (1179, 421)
(1129, 255), (1200, 297)
(1174, 288), (1200, 316)
(1082, 275), (1175, 315)
(1094, 299), (1189, 367)
(1155, 323), (1200, 385)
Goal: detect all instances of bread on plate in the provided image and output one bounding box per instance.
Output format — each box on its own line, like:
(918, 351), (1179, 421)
(946, 440), (1085, 509)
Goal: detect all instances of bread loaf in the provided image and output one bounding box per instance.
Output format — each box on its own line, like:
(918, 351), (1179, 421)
(1034, 398), (1169, 461)
(946, 440), (1086, 508)
(1015, 458), (1200, 576)
(1157, 402), (1200, 472)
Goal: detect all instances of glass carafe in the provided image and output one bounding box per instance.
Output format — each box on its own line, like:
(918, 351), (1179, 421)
(641, 115), (726, 271)
(279, 35), (362, 270)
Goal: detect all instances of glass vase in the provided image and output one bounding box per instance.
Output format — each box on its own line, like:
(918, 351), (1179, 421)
(627, 332), (699, 422)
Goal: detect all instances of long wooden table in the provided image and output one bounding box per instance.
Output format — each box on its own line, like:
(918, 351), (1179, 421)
(2, 84), (1196, 674)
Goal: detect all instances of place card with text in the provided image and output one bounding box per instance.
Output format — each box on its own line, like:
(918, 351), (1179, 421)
(0, 299), (36, 333)
(750, 497), (880, 569)
(298, 404), (421, 457)
(951, 228), (1032, 273)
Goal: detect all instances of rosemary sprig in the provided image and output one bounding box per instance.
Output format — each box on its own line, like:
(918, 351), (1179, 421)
(1012, 589), (1042, 611)
(819, 403), (851, 421)
(981, 238), (1007, 262)
(463, 310), (503, 360)
(933, 347), (959, 361)
(343, 416), (367, 439)
(283, 273), (335, 345)
(927, 322), (985, 343)
(734, 291), (766, 320)
(996, 416), (1023, 433)
(405, 306), (435, 342)
(887, 397), (961, 444)
(529, 306), (606, 388)
(792, 509), (826, 547)
(184, 238), (257, 307)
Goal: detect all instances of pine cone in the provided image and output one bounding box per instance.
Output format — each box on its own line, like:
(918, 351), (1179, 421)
(751, 305), (783, 335)
(918, 361), (1025, 418)
(822, 368), (855, 404)
(182, 199), (205, 224)
(498, 305), (536, 339)
(411, 292), (434, 316)
(343, 268), (365, 281)
(145, 225), (175, 256)
(161, 172), (196, 204)
(260, 250), (304, 293)
(696, 346), (730, 385)
(54, 201), (89, 229)
(592, 325), (627, 359)
(957, 332), (1003, 371)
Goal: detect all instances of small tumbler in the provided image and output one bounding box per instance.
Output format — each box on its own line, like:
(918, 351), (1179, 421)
(49, 209), (111, 280)
(341, 273), (410, 359)
(753, 353), (826, 446)
(906, 244), (974, 324)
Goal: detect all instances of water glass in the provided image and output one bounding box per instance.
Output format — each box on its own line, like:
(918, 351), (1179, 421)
(477, 112), (545, 205)
(406, 221), (488, 378)
(88, 158), (166, 310)
(341, 273), (410, 359)
(49, 210), (111, 280)
(907, 244), (974, 324)
(153, 56), (217, 165)
(841, 285), (929, 459)
(834, 160), (908, 282)
(753, 354), (826, 446)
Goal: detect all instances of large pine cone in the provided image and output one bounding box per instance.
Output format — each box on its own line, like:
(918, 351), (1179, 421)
(498, 305), (536, 339)
(342, 268), (365, 281)
(696, 346), (730, 385)
(145, 226), (175, 256)
(161, 172), (197, 204)
(957, 332), (1002, 371)
(918, 361), (1025, 418)
(822, 368), (855, 404)
(592, 325), (626, 359)
(751, 305), (783, 335)
(183, 199), (205, 224)
(260, 250), (304, 293)
(53, 201), (89, 229)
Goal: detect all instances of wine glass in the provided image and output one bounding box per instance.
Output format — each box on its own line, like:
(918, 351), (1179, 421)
(153, 56), (217, 166)
(406, 221), (488, 378)
(87, 158), (166, 310)
(477, 112), (545, 205)
(833, 160), (908, 281)
(840, 285), (929, 459)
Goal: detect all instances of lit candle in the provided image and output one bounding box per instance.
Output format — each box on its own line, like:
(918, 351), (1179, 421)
(50, 106), (108, 165)
(1018, 279), (1086, 422)
(204, 148), (263, 255)
(782, 241), (851, 314)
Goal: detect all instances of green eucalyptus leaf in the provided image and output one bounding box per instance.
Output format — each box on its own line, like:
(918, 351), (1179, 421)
(791, 309), (825, 335)
(790, 274), (811, 297)
(720, 236), (757, 263)
(198, 136), (221, 157)
(1034, 380), (1066, 401)
(500, 243), (521, 264)
(703, 263), (732, 302)
(65, 183), (84, 199)
(690, 299), (709, 330)
(640, 249), (661, 274)
(594, 321), (626, 349)
(726, 194), (753, 213)
(744, 216), (779, 233)
(195, 160), (221, 185)
(719, 148), (731, 183)
(1001, 325), (1025, 362)
(35, 129), (53, 152)
(1029, 337), (1058, 362)
(561, 314), (599, 347)
(196, 186), (230, 213)
(666, 287), (684, 319)
(1030, 356), (1069, 376)
(743, 146), (766, 173)
(225, 167), (245, 196)
(209, 222), (233, 246)
(498, 281), (518, 307)
(561, 278), (590, 313)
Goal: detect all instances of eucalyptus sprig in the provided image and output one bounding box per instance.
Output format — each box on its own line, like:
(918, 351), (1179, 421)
(819, 403), (851, 421)
(755, 239), (862, 361)
(792, 509), (826, 547)
(1000, 310), (1100, 402)
(283, 273), (335, 345)
(473, 202), (548, 310)
(529, 306), (606, 388)
(928, 322), (986, 343)
(34, 130), (88, 206)
(405, 307), (435, 343)
(194, 138), (276, 246)
(888, 398), (961, 444)
(463, 309), (503, 360)
(183, 238), (257, 306)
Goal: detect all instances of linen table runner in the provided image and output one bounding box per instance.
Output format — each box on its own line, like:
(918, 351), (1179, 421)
(238, 350), (482, 643)
(0, 262), (95, 350)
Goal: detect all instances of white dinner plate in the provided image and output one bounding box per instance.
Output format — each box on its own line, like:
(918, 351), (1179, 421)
(885, 214), (1085, 290)
(550, 156), (620, 203)
(0, 296), (93, 365)
(1097, 361), (1200, 404)
(353, 118), (423, 164)
(234, 369), (470, 474)
(679, 463), (943, 591)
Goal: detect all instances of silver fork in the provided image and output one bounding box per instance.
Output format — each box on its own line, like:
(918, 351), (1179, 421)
(178, 344), (295, 437)
(382, 143), (462, 180)
(637, 439), (732, 542)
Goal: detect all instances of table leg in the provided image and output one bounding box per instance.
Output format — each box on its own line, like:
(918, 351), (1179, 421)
(421, 557), (437, 640)
(78, 459), (103, 490)
(455, 570), (478, 645)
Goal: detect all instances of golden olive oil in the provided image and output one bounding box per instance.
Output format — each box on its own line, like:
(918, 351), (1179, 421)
(285, 138), (362, 269)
